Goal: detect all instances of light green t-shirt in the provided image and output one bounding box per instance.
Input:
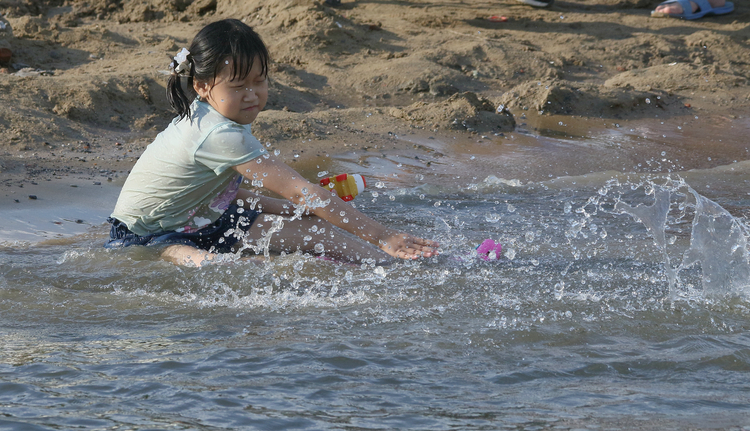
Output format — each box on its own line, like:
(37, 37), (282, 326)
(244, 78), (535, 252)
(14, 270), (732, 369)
(111, 99), (267, 236)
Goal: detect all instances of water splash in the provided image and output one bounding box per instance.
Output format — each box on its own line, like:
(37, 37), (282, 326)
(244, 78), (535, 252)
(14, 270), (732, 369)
(616, 185), (679, 296)
(681, 187), (750, 295)
(615, 178), (750, 298)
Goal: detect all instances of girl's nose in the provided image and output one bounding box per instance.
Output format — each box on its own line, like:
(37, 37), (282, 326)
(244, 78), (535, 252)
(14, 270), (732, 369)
(242, 88), (256, 101)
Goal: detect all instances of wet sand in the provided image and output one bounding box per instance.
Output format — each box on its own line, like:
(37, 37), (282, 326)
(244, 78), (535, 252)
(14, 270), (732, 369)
(4, 110), (750, 244)
(1, 177), (120, 243)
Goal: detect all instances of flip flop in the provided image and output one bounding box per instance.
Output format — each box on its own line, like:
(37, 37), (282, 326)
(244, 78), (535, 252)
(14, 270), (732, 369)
(517, 0), (554, 7)
(651, 0), (734, 19)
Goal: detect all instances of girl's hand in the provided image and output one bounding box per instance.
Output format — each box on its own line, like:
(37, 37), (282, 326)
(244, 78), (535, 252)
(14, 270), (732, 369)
(378, 230), (440, 260)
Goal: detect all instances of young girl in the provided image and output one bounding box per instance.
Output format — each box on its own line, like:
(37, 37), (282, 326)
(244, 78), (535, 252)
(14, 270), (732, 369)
(106, 19), (439, 267)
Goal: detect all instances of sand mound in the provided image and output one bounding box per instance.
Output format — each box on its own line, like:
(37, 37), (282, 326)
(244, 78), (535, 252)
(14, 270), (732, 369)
(499, 79), (680, 117)
(388, 92), (514, 133)
(604, 63), (747, 93)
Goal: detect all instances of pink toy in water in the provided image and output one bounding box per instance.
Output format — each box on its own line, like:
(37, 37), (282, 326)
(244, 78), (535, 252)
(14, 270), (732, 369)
(476, 239), (502, 261)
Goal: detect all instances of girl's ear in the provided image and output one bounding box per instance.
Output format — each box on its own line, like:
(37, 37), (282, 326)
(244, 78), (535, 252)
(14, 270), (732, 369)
(194, 80), (210, 100)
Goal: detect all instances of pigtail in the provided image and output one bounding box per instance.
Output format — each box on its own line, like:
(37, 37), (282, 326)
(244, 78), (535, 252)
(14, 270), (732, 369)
(166, 52), (196, 121)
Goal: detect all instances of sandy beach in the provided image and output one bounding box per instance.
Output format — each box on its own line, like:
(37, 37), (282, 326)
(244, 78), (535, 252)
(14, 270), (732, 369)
(1, 0), (748, 240)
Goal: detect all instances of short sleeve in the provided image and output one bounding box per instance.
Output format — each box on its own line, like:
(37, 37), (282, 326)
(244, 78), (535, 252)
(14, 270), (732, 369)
(194, 123), (266, 174)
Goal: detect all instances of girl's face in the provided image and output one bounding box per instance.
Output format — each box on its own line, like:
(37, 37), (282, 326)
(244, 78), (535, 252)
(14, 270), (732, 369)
(194, 56), (268, 125)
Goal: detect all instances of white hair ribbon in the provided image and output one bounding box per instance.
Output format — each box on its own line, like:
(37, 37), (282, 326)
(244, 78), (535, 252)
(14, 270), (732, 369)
(171, 48), (191, 74)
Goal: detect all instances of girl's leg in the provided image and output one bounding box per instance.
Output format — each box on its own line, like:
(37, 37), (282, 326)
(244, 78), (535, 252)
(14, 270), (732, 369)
(242, 214), (392, 264)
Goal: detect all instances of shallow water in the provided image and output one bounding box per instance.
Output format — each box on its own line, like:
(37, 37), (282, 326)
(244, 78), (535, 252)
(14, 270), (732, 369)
(3, 114), (750, 430)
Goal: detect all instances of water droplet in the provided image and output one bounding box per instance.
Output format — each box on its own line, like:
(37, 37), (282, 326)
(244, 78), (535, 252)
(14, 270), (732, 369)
(314, 243), (325, 253)
(485, 213), (501, 223)
(507, 203), (516, 213)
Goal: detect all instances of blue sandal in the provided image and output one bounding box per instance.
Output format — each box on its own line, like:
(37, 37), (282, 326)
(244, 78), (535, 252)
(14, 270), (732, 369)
(652, 0), (734, 19)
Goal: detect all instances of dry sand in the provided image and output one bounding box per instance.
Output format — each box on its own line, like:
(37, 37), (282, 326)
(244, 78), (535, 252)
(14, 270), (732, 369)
(1, 0), (749, 234)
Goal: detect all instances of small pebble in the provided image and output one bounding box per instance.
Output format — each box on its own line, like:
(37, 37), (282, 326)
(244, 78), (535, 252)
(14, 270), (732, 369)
(28, 195), (37, 200)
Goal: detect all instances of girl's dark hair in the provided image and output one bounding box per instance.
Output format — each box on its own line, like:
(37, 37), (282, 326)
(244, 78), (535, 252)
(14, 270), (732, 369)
(166, 19), (269, 120)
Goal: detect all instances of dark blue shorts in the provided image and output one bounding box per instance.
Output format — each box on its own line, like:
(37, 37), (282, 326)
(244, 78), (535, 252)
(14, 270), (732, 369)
(105, 204), (260, 254)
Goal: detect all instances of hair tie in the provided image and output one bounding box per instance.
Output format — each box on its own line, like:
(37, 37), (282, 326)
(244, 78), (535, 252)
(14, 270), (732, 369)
(170, 48), (191, 75)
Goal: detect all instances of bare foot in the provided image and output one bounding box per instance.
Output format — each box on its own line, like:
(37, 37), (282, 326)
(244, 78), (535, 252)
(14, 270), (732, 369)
(653, 0), (725, 16)
(161, 244), (216, 267)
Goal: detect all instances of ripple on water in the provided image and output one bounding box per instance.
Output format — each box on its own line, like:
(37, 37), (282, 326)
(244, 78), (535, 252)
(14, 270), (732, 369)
(3, 167), (750, 428)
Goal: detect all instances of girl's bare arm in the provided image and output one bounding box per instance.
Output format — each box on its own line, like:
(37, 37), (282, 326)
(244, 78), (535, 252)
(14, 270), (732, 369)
(233, 157), (439, 260)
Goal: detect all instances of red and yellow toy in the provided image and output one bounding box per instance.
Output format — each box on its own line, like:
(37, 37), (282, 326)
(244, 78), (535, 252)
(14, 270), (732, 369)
(320, 173), (366, 202)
